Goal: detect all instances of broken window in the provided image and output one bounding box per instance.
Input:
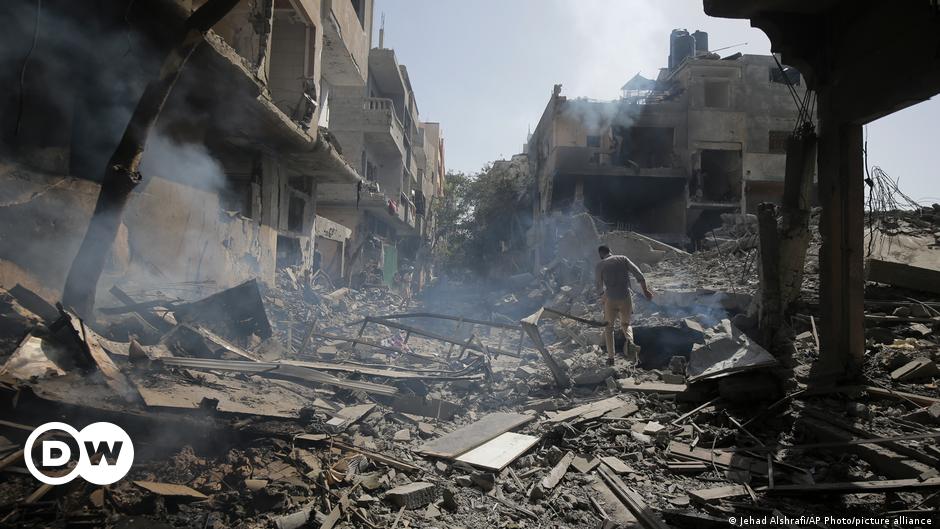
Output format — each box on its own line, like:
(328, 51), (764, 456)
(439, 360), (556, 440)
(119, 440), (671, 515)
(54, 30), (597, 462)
(704, 80), (730, 108)
(288, 195), (305, 232)
(768, 130), (790, 154)
(616, 126), (674, 168)
(770, 65), (801, 86)
(276, 234), (302, 268)
(700, 149), (742, 202)
(586, 135), (601, 148)
(221, 172), (254, 218)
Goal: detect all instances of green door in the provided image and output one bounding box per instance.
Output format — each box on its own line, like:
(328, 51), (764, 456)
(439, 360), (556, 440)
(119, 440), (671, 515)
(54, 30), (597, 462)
(383, 244), (398, 287)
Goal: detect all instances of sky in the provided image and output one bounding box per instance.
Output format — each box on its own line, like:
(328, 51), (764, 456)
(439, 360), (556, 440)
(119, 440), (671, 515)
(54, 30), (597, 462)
(372, 0), (940, 204)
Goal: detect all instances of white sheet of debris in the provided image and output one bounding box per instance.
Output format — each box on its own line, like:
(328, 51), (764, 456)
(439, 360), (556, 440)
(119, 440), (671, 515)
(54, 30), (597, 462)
(687, 321), (777, 382)
(1, 333), (67, 380)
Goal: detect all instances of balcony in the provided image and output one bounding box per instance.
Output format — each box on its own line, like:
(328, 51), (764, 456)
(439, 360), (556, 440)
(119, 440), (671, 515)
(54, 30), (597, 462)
(329, 96), (405, 157)
(362, 98), (406, 157)
(321, 0), (370, 86)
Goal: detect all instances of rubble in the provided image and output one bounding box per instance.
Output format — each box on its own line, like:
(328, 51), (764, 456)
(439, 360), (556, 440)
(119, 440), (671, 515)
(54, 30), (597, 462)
(0, 204), (938, 528)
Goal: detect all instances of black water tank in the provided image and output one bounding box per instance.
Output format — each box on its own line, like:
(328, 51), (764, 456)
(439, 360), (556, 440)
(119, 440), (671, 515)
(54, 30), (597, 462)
(692, 30), (709, 53)
(669, 29), (692, 69)
(672, 32), (695, 69)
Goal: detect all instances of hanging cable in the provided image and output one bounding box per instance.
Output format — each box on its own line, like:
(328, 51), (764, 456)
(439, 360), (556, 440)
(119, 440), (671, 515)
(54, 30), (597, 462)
(772, 53), (814, 134)
(14, 0), (42, 138)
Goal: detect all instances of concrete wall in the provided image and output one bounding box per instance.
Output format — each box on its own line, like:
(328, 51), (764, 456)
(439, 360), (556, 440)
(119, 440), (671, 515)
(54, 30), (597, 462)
(744, 152), (786, 182)
(0, 165), (99, 298)
(0, 162), (280, 301)
(125, 175), (278, 289)
(321, 0), (372, 85)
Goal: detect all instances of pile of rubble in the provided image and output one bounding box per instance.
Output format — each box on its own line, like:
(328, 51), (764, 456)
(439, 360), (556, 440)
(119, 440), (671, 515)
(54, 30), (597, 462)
(0, 217), (938, 529)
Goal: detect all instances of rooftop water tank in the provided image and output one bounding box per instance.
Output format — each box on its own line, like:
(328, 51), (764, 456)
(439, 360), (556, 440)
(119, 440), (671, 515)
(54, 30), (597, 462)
(692, 30), (709, 54)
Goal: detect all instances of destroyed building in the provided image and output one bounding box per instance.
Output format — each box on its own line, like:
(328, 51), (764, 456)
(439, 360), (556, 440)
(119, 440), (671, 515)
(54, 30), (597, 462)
(526, 29), (811, 260)
(0, 0), (443, 300)
(0, 1), (938, 528)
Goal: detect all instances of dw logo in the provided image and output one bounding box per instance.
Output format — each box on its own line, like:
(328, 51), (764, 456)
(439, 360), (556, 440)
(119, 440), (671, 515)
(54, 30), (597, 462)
(24, 422), (134, 485)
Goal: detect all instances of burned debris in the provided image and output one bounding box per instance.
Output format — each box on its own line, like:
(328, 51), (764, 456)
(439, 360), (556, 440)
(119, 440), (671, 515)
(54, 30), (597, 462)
(0, 194), (939, 528)
(1, 0), (939, 527)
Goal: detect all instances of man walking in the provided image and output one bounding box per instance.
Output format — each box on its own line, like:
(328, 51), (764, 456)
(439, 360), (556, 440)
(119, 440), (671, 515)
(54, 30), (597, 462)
(595, 245), (653, 366)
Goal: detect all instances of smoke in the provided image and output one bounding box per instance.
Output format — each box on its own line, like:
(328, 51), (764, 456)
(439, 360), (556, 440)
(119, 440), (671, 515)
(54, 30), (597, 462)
(554, 0), (665, 100)
(139, 133), (228, 194)
(0, 2), (273, 302)
(0, 0), (162, 176)
(559, 98), (626, 134)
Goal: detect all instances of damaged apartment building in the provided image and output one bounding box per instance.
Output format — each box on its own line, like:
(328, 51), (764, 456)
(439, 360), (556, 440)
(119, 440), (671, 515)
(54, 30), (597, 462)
(318, 43), (446, 290)
(527, 29), (809, 262)
(0, 0), (442, 301)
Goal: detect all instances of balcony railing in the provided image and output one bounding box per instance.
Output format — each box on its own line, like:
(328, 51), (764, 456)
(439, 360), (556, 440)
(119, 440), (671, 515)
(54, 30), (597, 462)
(363, 97), (403, 129)
(338, 96), (404, 154)
(364, 97), (393, 111)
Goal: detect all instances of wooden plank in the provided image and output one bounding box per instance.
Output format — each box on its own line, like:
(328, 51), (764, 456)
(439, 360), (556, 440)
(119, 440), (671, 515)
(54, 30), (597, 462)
(599, 456), (635, 475)
(66, 312), (136, 401)
(134, 480), (208, 499)
(666, 441), (768, 476)
(547, 397), (626, 424)
(190, 325), (260, 361)
(295, 434), (421, 473)
(416, 412), (534, 459)
(541, 307), (607, 327)
(572, 456), (601, 473)
(597, 464), (671, 529)
(541, 451), (574, 489)
(158, 357), (399, 397)
(0, 449), (24, 472)
(590, 479), (640, 527)
(455, 432), (540, 471)
(863, 386), (940, 407)
(520, 310), (571, 388)
(890, 358), (939, 382)
(108, 285), (170, 332)
(761, 477), (940, 494)
(358, 317), (521, 358)
(618, 379), (687, 394)
(366, 312), (522, 331)
(688, 485), (749, 505)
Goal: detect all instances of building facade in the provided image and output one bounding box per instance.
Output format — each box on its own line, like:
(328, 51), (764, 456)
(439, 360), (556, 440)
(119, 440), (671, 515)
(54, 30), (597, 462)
(318, 46), (445, 289)
(527, 29), (809, 260)
(0, 0), (440, 300)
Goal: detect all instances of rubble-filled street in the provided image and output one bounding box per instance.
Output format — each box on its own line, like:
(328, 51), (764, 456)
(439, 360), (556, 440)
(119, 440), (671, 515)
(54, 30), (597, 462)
(2, 0), (940, 527)
(0, 204), (939, 528)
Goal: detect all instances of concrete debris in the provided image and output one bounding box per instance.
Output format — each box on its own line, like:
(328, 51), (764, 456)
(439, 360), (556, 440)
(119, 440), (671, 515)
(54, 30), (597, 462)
(0, 205), (938, 528)
(385, 482), (438, 509)
(686, 320), (778, 382)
